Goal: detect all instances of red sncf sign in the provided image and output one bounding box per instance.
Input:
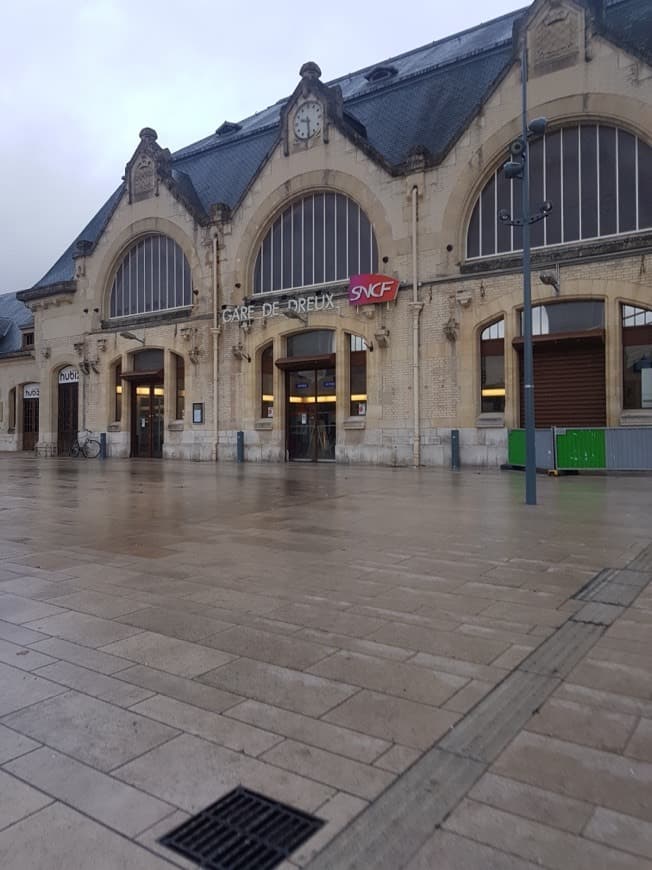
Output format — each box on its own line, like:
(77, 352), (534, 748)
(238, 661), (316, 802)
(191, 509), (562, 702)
(348, 274), (399, 305)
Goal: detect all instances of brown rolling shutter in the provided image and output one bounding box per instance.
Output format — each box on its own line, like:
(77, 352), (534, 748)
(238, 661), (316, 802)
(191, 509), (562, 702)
(518, 335), (606, 427)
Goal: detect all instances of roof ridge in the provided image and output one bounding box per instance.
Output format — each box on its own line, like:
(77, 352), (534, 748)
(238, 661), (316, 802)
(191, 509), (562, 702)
(326, 5), (526, 88)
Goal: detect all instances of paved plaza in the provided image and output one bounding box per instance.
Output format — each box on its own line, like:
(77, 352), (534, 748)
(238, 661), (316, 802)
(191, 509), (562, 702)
(0, 454), (651, 869)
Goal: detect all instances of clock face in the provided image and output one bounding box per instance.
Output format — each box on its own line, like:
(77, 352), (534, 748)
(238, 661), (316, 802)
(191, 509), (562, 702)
(293, 101), (323, 140)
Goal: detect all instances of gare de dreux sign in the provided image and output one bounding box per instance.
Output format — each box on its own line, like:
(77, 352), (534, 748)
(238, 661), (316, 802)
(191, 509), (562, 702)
(221, 274), (399, 324)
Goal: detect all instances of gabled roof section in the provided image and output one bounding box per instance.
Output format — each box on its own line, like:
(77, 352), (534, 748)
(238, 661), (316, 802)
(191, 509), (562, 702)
(27, 0), (652, 297)
(0, 291), (33, 356)
(603, 0), (652, 65)
(23, 185), (124, 297)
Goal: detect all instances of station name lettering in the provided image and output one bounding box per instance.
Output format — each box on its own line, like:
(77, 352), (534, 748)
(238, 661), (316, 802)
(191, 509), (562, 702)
(222, 293), (334, 324)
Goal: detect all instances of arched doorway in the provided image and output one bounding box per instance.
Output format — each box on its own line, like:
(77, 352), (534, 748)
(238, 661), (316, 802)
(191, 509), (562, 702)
(22, 383), (39, 451)
(276, 330), (336, 462)
(123, 349), (164, 458)
(57, 366), (79, 455)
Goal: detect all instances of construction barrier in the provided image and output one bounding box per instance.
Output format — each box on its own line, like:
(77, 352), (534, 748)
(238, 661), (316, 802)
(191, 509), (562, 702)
(507, 427), (652, 472)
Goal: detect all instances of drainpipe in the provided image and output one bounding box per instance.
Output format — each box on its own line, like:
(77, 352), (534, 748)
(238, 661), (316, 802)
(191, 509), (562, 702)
(211, 229), (220, 461)
(410, 185), (424, 467)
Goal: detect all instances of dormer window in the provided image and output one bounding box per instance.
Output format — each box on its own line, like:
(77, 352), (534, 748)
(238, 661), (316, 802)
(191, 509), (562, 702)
(22, 331), (34, 349)
(364, 65), (398, 83)
(216, 121), (242, 136)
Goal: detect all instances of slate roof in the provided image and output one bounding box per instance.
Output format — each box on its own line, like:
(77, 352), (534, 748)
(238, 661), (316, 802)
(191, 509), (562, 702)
(0, 291), (33, 357)
(22, 0), (652, 298)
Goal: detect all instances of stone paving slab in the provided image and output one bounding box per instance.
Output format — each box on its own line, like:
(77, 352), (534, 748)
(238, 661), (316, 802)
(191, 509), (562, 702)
(1, 455), (651, 869)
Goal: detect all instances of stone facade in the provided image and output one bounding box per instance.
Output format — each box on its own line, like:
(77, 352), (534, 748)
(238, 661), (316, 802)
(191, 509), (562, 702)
(1, 0), (651, 465)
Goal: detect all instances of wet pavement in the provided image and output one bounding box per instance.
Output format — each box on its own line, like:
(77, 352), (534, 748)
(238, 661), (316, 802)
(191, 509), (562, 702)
(0, 454), (650, 868)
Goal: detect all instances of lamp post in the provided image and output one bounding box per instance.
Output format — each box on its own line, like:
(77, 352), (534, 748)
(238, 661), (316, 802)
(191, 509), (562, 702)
(498, 43), (552, 506)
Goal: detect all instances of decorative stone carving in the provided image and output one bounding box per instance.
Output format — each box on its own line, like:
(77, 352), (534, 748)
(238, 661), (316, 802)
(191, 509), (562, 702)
(132, 154), (156, 199)
(125, 127), (171, 204)
(529, 2), (583, 76)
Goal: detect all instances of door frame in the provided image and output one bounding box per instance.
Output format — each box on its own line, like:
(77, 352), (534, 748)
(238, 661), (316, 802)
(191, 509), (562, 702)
(130, 381), (165, 458)
(285, 365), (336, 462)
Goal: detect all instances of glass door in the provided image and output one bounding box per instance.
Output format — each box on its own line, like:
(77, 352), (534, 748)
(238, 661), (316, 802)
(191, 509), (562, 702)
(287, 370), (316, 461)
(315, 368), (336, 461)
(286, 368), (336, 462)
(132, 385), (164, 458)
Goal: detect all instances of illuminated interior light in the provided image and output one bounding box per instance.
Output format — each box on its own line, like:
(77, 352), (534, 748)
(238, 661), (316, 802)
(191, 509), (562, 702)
(154, 388), (164, 396)
(289, 395), (337, 404)
(115, 386), (123, 395)
(481, 388), (506, 397)
(351, 393), (367, 401)
(262, 394), (275, 402)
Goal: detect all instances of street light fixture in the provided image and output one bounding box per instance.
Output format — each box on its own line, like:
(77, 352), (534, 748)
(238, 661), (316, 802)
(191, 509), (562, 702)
(498, 45), (553, 506)
(119, 331), (145, 345)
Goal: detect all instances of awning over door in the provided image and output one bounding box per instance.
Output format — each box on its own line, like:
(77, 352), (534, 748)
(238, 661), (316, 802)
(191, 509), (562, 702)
(120, 369), (164, 382)
(275, 353), (335, 372)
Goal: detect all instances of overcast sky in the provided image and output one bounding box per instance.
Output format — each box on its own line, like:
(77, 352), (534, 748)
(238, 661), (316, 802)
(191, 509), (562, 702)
(1, 0), (524, 293)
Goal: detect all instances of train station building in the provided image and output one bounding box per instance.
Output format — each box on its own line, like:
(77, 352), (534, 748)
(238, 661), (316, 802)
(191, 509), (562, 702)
(1, 0), (651, 465)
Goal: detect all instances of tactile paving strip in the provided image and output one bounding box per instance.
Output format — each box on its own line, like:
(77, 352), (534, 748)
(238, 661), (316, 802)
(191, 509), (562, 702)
(308, 553), (651, 870)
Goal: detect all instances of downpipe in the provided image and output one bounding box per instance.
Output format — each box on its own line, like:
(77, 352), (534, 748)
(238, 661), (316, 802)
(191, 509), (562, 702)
(410, 185), (423, 467)
(211, 229), (221, 461)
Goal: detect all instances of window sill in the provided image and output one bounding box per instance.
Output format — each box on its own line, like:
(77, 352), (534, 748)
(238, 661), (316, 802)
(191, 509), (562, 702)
(255, 419), (273, 430)
(476, 413), (505, 428)
(343, 417), (366, 429)
(619, 409), (652, 426)
(168, 421), (184, 431)
(107, 422), (121, 432)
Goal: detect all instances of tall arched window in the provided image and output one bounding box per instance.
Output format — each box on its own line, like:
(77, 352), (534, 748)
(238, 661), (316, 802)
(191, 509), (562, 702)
(467, 124), (652, 259)
(261, 344), (274, 418)
(253, 192), (378, 294)
(480, 319), (505, 413)
(349, 334), (369, 416)
(623, 304), (652, 410)
(109, 235), (192, 318)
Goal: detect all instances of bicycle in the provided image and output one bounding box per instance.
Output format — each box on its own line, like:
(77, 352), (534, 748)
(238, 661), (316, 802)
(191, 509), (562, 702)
(70, 429), (101, 459)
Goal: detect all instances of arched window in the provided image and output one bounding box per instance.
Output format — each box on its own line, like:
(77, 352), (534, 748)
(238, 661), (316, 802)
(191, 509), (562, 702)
(349, 334), (368, 416)
(480, 319), (505, 413)
(253, 193), (378, 294)
(113, 360), (122, 422)
(260, 344), (274, 419)
(173, 353), (185, 421)
(109, 235), (192, 318)
(467, 124), (652, 259)
(622, 304), (652, 410)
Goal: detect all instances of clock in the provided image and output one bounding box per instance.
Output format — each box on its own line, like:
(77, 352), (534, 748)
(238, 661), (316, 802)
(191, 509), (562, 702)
(293, 101), (323, 140)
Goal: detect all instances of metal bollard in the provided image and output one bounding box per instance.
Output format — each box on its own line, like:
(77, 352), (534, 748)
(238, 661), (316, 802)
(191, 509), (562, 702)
(451, 429), (460, 469)
(236, 431), (244, 463)
(100, 432), (107, 460)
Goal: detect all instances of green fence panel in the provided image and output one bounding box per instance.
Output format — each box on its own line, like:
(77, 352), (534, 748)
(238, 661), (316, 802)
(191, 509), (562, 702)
(555, 429), (606, 469)
(508, 429), (526, 466)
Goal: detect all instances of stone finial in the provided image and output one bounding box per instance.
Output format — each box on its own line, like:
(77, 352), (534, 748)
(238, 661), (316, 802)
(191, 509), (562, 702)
(299, 61), (321, 80)
(139, 127), (158, 143)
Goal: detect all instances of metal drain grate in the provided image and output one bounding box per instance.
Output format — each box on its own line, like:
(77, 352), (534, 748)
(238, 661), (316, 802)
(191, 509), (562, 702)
(159, 787), (324, 870)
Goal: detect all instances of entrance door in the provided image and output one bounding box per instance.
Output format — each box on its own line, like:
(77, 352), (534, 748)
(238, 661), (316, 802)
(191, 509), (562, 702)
(132, 385), (164, 458)
(23, 398), (39, 451)
(57, 383), (78, 455)
(287, 368), (336, 461)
